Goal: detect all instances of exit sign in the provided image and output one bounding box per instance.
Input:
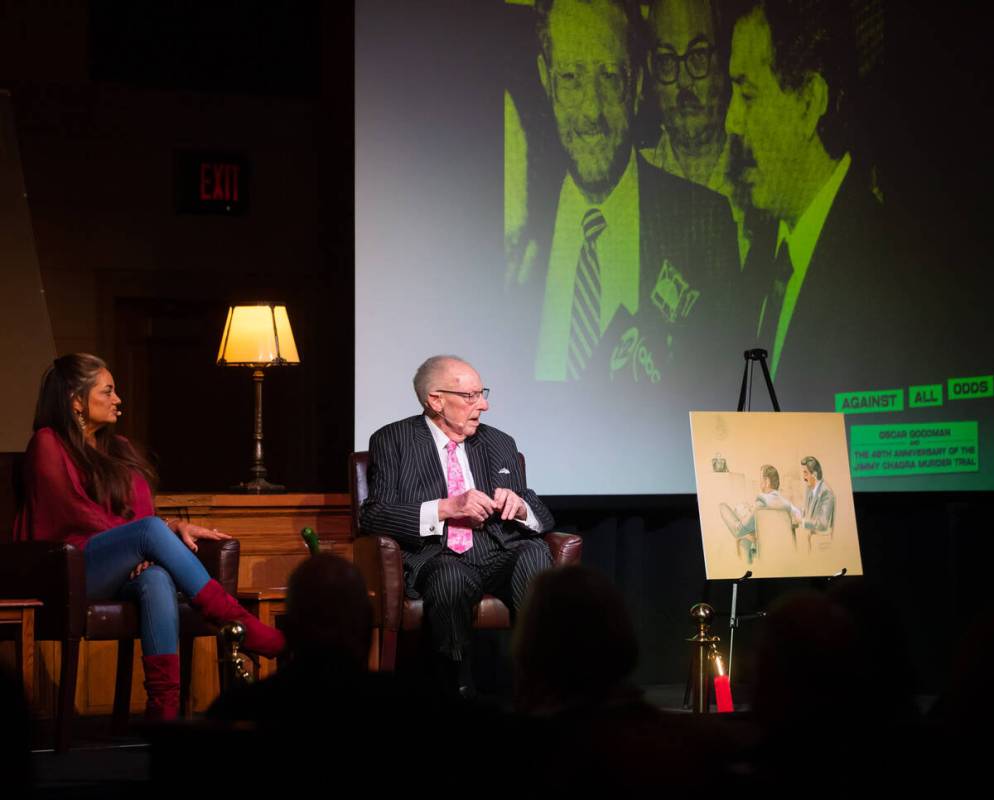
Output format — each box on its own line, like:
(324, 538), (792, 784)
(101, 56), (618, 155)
(174, 151), (250, 215)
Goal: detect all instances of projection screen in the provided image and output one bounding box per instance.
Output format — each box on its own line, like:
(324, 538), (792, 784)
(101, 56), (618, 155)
(356, 0), (993, 495)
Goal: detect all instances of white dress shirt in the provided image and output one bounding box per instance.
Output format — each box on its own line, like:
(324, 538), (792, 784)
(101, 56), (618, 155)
(418, 416), (541, 537)
(534, 150), (640, 381)
(757, 488), (801, 518)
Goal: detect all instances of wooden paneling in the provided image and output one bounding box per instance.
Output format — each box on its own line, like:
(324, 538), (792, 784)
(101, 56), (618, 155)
(156, 492), (353, 590)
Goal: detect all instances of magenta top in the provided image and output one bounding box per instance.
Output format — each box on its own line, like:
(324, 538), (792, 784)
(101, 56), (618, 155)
(14, 427), (155, 549)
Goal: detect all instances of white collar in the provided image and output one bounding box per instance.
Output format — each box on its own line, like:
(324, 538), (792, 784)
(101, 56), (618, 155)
(776, 152), (852, 273)
(426, 415), (460, 452)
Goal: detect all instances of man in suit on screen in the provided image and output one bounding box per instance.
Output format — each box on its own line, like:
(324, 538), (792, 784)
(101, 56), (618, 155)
(725, 0), (906, 404)
(524, 0), (742, 391)
(358, 355), (554, 698)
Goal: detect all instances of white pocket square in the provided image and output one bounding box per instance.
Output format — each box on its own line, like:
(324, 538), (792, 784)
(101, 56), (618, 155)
(498, 467), (511, 474)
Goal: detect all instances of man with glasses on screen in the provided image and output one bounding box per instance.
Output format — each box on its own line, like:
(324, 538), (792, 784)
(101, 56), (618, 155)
(359, 356), (554, 699)
(530, 0), (740, 389)
(643, 0), (749, 266)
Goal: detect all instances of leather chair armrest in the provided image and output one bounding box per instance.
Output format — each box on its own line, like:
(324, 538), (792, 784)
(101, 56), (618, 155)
(353, 534), (404, 632)
(544, 531), (583, 566)
(0, 541), (87, 640)
(194, 539), (240, 594)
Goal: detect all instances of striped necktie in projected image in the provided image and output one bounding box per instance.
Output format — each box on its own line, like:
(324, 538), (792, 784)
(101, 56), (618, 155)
(567, 208), (607, 379)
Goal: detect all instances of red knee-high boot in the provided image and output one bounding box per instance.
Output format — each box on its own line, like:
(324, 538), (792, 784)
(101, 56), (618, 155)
(142, 654), (180, 721)
(191, 579), (286, 658)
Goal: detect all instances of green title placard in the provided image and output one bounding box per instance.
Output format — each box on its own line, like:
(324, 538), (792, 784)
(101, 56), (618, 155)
(835, 389), (904, 414)
(948, 375), (993, 400)
(909, 384), (943, 408)
(850, 421), (979, 477)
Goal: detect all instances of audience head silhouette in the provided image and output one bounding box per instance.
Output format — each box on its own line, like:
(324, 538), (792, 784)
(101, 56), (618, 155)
(513, 565), (638, 712)
(284, 554), (372, 667)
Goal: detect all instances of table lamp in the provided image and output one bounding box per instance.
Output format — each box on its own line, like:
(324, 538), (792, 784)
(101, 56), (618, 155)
(216, 302), (300, 492)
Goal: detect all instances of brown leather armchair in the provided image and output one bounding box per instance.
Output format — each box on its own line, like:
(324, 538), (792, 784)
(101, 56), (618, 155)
(0, 537), (239, 752)
(349, 451), (582, 672)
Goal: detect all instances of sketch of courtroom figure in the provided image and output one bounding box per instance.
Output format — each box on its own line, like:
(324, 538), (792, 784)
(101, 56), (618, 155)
(529, 0), (739, 387)
(719, 463), (799, 560)
(797, 455), (835, 538)
(641, 0), (750, 265)
(726, 0), (897, 401)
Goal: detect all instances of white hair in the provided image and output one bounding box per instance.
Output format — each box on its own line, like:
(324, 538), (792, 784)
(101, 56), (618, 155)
(412, 355), (468, 408)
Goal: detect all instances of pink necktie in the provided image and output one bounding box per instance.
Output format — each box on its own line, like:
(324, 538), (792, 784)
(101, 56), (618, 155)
(445, 440), (474, 554)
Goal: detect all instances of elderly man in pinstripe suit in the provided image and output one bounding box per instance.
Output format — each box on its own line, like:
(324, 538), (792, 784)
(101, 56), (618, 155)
(359, 356), (555, 697)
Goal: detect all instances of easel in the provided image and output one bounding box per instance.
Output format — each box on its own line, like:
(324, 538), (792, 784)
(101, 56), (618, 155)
(737, 347), (780, 412)
(718, 350), (849, 691)
(685, 349), (780, 709)
(727, 348), (780, 680)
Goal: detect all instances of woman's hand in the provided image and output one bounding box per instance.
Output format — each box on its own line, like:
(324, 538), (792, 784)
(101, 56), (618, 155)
(174, 521), (233, 553)
(130, 560), (153, 580)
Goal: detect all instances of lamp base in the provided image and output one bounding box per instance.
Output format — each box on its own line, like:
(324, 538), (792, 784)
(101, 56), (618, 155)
(232, 478), (286, 494)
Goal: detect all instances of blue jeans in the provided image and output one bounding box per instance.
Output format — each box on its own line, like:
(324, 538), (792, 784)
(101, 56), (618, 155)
(85, 517), (211, 656)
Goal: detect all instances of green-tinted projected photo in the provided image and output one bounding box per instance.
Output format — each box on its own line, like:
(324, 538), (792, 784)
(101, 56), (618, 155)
(850, 422), (979, 477)
(504, 0), (888, 394)
(502, 1), (989, 490)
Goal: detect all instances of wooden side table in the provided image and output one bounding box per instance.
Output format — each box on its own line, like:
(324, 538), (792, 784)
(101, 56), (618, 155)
(0, 599), (43, 707)
(236, 588), (287, 681)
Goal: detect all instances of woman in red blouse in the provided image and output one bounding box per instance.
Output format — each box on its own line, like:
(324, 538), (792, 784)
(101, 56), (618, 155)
(16, 353), (286, 719)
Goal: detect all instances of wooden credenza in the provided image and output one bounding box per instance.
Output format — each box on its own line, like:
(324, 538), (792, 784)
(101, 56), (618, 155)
(25, 492), (352, 717)
(156, 492), (354, 590)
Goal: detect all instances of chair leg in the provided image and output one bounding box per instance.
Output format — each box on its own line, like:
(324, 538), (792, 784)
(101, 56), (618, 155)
(368, 627), (381, 671)
(112, 639), (134, 734)
(381, 629), (399, 673)
(217, 635), (226, 694)
(179, 636), (194, 718)
(56, 639), (80, 753)
(14, 609), (35, 708)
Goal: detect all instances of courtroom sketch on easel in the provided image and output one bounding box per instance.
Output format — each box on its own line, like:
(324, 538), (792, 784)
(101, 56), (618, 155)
(690, 412), (863, 579)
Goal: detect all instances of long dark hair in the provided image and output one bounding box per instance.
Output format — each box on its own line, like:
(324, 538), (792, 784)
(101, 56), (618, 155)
(33, 353), (157, 518)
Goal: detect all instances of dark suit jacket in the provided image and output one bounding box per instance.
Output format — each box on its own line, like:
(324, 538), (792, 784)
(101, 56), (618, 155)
(530, 154), (742, 388)
(744, 165), (910, 408)
(802, 481), (836, 534)
(358, 415), (555, 589)
(523, 152), (744, 396)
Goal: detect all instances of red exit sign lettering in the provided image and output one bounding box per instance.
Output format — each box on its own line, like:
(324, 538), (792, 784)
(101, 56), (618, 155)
(175, 150), (250, 215)
(199, 162), (241, 203)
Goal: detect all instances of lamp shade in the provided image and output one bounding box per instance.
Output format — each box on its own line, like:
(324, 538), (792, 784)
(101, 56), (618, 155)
(216, 303), (300, 366)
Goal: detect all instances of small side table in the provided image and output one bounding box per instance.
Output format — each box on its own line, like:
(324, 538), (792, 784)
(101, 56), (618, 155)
(0, 599), (43, 707)
(236, 588), (287, 680)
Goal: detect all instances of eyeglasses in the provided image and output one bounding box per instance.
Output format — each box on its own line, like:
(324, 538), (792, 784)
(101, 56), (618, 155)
(552, 63), (631, 108)
(432, 388), (490, 403)
(652, 45), (714, 85)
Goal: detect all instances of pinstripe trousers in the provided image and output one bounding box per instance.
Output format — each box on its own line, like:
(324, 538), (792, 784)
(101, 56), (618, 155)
(415, 532), (552, 660)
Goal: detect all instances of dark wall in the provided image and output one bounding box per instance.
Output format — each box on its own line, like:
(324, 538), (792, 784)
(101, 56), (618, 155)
(1, 0), (354, 491)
